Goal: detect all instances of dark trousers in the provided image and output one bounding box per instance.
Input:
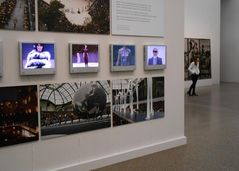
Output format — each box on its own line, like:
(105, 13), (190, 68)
(188, 74), (198, 95)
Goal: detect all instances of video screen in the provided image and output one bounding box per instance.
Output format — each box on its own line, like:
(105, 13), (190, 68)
(70, 44), (99, 73)
(20, 42), (55, 75)
(111, 44), (136, 71)
(144, 45), (166, 70)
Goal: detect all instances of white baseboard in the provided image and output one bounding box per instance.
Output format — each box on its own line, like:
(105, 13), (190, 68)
(56, 136), (187, 171)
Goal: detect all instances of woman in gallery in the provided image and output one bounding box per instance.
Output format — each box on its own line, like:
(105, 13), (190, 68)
(187, 57), (200, 96)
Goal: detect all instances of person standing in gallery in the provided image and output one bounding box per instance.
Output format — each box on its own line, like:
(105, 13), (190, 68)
(187, 57), (200, 96)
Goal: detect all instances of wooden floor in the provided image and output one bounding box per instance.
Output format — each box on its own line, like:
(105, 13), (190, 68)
(94, 83), (239, 171)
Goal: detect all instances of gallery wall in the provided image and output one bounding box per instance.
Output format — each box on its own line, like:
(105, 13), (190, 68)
(221, 0), (239, 83)
(0, 0), (185, 171)
(184, 0), (221, 86)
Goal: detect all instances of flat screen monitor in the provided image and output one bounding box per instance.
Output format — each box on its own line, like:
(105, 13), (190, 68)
(19, 42), (55, 75)
(144, 45), (166, 70)
(110, 44), (136, 71)
(69, 43), (99, 73)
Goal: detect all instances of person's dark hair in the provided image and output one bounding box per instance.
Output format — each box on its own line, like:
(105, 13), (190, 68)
(34, 43), (44, 52)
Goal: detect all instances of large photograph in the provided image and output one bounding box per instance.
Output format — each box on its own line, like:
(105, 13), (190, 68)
(112, 77), (164, 127)
(38, 0), (109, 34)
(184, 38), (211, 80)
(40, 81), (111, 140)
(0, 0), (35, 31)
(0, 85), (39, 147)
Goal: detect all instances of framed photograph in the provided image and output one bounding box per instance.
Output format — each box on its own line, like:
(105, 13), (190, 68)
(38, 0), (109, 34)
(69, 43), (99, 73)
(40, 80), (111, 140)
(110, 44), (136, 72)
(112, 77), (164, 127)
(0, 0), (35, 31)
(144, 45), (166, 70)
(0, 41), (2, 76)
(19, 42), (56, 75)
(184, 38), (211, 80)
(0, 85), (39, 147)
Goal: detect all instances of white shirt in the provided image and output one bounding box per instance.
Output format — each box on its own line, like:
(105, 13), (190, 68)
(188, 61), (200, 75)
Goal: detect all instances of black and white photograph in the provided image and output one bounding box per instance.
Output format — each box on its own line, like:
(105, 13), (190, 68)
(40, 81), (111, 140)
(0, 85), (39, 147)
(0, 0), (35, 31)
(184, 38), (211, 80)
(38, 0), (109, 34)
(112, 77), (164, 127)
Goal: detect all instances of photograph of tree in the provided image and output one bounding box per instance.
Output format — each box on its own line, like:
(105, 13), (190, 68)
(38, 0), (109, 34)
(184, 38), (211, 80)
(112, 77), (164, 127)
(0, 0), (35, 31)
(40, 81), (111, 140)
(0, 85), (39, 147)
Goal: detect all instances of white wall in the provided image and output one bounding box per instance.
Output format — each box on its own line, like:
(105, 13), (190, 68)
(0, 0), (185, 170)
(184, 0), (221, 87)
(221, 0), (239, 83)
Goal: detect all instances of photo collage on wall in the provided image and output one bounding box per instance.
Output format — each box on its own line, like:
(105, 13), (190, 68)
(0, 76), (164, 146)
(184, 38), (211, 80)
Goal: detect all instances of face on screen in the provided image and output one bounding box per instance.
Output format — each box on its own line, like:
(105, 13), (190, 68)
(146, 45), (166, 66)
(21, 43), (55, 70)
(71, 44), (99, 68)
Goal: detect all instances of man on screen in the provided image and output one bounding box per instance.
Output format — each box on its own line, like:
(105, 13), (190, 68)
(148, 48), (162, 65)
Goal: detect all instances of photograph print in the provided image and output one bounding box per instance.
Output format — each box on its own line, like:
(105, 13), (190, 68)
(70, 43), (99, 73)
(0, 0), (35, 31)
(0, 85), (39, 148)
(184, 38), (211, 80)
(38, 0), (109, 34)
(112, 77), (164, 127)
(40, 80), (111, 140)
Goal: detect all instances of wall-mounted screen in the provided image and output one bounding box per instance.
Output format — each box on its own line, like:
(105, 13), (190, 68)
(69, 44), (99, 73)
(19, 42), (55, 75)
(144, 45), (166, 70)
(110, 44), (136, 72)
